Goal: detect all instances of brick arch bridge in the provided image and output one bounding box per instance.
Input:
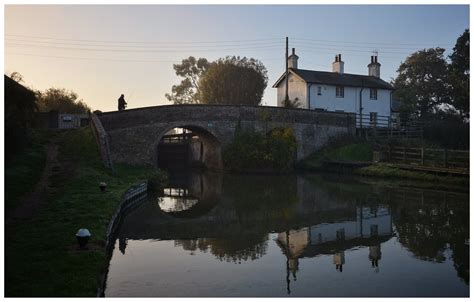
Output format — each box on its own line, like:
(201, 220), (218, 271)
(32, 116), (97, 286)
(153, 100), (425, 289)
(97, 104), (355, 170)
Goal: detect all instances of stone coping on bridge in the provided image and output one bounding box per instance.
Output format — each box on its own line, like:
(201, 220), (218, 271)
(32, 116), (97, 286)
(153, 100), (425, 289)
(98, 104), (356, 131)
(98, 104), (352, 115)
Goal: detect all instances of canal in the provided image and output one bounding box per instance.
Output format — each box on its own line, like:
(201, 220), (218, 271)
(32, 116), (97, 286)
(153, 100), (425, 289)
(104, 171), (469, 297)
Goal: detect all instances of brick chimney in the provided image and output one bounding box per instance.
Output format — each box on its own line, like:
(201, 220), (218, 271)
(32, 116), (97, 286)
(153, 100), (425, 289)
(288, 48), (299, 69)
(368, 55), (381, 78)
(332, 54), (344, 74)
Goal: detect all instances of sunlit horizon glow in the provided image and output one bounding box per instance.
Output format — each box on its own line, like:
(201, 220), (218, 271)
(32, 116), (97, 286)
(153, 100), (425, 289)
(4, 5), (469, 112)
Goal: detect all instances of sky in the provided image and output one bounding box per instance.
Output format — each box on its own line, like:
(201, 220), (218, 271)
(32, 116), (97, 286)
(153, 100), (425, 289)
(4, 5), (470, 112)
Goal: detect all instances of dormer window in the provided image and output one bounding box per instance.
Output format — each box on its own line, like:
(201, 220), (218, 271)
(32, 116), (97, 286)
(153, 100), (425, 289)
(336, 86), (344, 98)
(370, 88), (378, 100)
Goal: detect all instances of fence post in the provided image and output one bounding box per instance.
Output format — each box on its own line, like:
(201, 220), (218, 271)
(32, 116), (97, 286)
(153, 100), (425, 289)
(403, 146), (407, 164)
(421, 146), (424, 166)
(389, 116), (393, 137)
(388, 145), (392, 162)
(444, 148), (448, 168)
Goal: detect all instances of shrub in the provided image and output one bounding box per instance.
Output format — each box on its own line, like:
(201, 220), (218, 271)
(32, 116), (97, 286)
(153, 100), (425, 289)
(223, 127), (297, 172)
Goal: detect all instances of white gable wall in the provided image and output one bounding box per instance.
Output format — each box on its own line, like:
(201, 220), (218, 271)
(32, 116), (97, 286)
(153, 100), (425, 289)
(277, 73), (307, 108)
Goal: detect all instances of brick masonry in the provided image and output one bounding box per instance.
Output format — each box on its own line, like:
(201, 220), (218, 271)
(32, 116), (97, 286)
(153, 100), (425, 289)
(98, 105), (356, 169)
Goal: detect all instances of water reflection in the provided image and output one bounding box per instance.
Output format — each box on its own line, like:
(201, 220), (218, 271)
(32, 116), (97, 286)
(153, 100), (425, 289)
(106, 172), (469, 297)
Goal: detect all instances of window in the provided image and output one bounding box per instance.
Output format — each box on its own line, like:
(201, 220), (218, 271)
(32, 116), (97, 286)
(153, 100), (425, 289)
(336, 86), (344, 98)
(370, 112), (377, 126)
(336, 228), (345, 241)
(370, 225), (379, 237)
(370, 88), (378, 100)
(317, 86), (322, 95)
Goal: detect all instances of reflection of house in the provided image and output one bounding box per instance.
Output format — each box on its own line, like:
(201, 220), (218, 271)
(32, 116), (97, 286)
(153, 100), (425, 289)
(309, 206), (392, 245)
(276, 206), (393, 292)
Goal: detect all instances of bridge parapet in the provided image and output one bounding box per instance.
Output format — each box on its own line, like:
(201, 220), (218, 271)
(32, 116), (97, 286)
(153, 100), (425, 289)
(97, 105), (356, 168)
(98, 105), (355, 131)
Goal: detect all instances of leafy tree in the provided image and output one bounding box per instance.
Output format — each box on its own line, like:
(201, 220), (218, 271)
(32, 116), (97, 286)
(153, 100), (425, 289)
(392, 48), (449, 119)
(9, 71), (24, 83)
(36, 88), (90, 113)
(448, 29), (469, 119)
(199, 56), (268, 105)
(165, 56), (209, 104)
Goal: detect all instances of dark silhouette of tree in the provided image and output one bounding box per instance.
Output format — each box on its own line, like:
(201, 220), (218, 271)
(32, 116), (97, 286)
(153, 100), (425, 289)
(5, 75), (38, 157)
(199, 56), (268, 105)
(447, 29), (469, 119)
(165, 56), (210, 104)
(36, 88), (90, 113)
(392, 48), (449, 120)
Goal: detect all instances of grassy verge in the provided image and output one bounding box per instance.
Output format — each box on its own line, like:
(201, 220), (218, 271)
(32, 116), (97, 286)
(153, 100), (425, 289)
(5, 129), (49, 210)
(5, 127), (161, 297)
(298, 141), (373, 170)
(298, 139), (468, 192)
(354, 163), (469, 192)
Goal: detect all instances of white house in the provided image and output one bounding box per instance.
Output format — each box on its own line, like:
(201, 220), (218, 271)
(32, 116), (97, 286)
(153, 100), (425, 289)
(273, 49), (396, 127)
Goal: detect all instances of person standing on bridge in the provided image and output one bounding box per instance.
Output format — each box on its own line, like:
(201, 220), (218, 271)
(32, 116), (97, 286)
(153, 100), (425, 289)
(118, 94), (127, 111)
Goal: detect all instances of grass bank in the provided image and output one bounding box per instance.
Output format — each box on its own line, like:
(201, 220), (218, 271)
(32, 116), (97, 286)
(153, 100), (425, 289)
(297, 141), (373, 170)
(5, 129), (49, 210)
(354, 163), (469, 192)
(297, 140), (468, 192)
(5, 127), (162, 297)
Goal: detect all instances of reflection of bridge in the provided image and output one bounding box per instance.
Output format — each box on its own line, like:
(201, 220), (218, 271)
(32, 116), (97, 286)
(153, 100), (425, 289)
(97, 105), (356, 169)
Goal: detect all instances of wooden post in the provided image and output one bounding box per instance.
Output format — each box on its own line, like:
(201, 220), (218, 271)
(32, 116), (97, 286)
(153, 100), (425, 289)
(285, 37), (289, 102)
(373, 118), (377, 137)
(444, 148), (448, 168)
(421, 146), (424, 166)
(389, 116), (393, 137)
(403, 146), (407, 164)
(388, 145), (392, 162)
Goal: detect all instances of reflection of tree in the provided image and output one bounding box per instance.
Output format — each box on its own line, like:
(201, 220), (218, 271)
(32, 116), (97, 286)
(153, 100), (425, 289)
(174, 234), (268, 263)
(390, 190), (469, 284)
(394, 206), (448, 262)
(224, 174), (300, 224)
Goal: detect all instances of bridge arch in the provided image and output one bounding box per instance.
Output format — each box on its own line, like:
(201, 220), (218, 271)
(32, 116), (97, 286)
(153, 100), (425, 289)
(96, 104), (356, 168)
(154, 123), (223, 171)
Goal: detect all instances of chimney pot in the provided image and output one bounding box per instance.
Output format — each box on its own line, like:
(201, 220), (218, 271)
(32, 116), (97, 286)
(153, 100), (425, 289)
(292, 48), (295, 55)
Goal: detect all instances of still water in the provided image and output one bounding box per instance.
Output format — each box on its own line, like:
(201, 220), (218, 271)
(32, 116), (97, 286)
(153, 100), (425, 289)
(104, 172), (469, 297)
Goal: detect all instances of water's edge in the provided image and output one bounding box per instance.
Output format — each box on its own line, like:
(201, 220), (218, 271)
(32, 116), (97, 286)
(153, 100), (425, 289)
(96, 181), (149, 297)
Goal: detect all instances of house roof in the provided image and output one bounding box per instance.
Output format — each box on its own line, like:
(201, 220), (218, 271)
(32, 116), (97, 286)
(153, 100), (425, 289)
(272, 68), (395, 90)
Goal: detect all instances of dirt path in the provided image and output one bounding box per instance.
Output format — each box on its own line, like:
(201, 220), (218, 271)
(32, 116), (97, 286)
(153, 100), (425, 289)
(6, 142), (59, 224)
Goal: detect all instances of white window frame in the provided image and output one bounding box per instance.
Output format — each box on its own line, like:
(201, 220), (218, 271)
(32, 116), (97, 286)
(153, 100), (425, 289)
(370, 88), (378, 100)
(336, 86), (344, 98)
